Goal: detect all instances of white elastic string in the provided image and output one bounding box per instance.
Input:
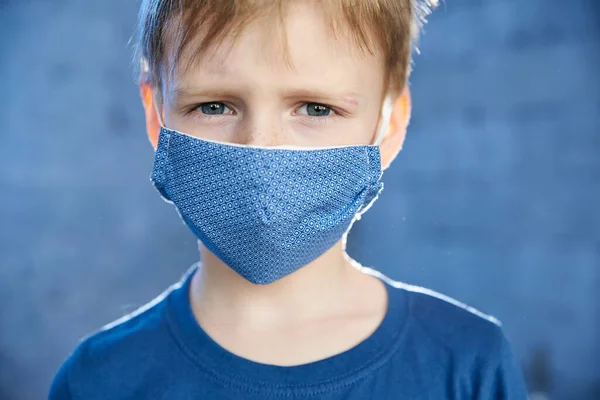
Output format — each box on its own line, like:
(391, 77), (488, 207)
(153, 94), (165, 128)
(374, 97), (394, 146)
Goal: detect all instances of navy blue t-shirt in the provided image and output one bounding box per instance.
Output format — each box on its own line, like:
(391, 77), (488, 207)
(49, 265), (527, 399)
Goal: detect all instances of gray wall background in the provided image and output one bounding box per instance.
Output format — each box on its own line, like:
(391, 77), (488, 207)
(0, 0), (598, 399)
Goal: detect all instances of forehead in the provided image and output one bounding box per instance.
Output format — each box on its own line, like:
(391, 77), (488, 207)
(163, 2), (386, 95)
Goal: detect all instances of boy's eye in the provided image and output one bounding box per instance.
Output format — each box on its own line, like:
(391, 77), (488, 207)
(198, 102), (231, 115)
(299, 103), (332, 117)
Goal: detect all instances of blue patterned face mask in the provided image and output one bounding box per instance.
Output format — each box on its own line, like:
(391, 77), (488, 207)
(151, 100), (393, 284)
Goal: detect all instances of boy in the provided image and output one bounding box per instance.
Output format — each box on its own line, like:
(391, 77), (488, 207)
(49, 0), (528, 399)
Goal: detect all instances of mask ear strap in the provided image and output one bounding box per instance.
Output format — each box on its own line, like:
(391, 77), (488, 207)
(153, 92), (166, 128)
(374, 97), (394, 146)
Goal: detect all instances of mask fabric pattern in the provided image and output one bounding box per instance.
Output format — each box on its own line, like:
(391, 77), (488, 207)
(151, 129), (384, 284)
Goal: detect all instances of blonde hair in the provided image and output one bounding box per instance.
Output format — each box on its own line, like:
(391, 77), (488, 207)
(134, 0), (437, 96)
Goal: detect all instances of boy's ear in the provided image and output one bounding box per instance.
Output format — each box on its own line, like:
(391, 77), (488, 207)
(140, 83), (161, 150)
(379, 86), (411, 170)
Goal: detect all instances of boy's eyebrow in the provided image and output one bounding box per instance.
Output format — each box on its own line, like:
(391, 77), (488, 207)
(283, 88), (363, 108)
(171, 86), (363, 108)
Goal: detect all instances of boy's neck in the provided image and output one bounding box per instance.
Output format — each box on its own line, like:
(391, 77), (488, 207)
(190, 240), (367, 327)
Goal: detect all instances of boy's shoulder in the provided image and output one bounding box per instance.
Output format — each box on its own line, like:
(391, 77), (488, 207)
(390, 280), (515, 380)
(406, 281), (501, 332)
(83, 284), (175, 354)
(370, 268), (506, 359)
(379, 274), (527, 398)
(50, 282), (179, 397)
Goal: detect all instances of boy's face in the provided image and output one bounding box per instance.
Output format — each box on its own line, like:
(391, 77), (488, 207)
(159, 2), (390, 148)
